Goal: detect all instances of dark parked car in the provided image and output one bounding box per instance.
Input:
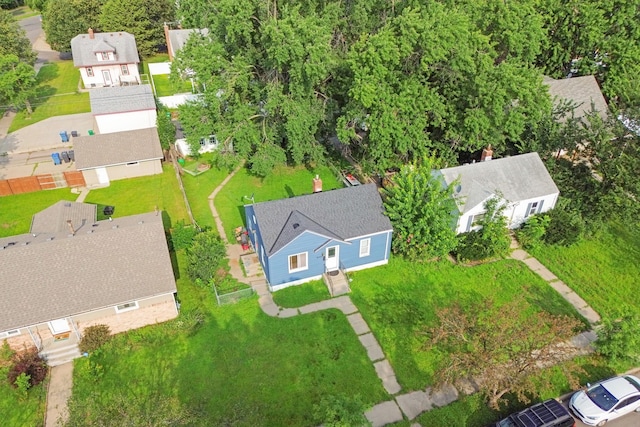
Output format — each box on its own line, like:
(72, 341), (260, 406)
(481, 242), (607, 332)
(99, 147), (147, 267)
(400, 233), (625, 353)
(495, 399), (575, 427)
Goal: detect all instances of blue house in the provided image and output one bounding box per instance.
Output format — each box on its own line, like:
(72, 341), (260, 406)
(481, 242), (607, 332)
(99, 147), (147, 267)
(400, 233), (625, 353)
(245, 183), (393, 292)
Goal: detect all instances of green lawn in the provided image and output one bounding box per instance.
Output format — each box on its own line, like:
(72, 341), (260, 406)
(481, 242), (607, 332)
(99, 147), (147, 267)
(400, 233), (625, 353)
(529, 223), (640, 318)
(141, 54), (170, 75)
(214, 164), (342, 241)
(349, 257), (586, 391)
(10, 61), (90, 132)
(82, 165), (189, 228)
(153, 74), (194, 97)
(272, 279), (330, 307)
(181, 164), (231, 230)
(0, 188), (78, 237)
(9, 6), (39, 20)
(67, 250), (387, 426)
(0, 366), (47, 427)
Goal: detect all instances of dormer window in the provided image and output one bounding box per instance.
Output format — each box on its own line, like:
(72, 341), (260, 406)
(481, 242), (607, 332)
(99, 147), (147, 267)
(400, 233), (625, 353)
(100, 52), (109, 60)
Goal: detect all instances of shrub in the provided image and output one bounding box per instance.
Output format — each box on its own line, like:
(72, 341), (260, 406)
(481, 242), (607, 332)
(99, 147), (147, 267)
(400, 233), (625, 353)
(170, 221), (198, 251)
(455, 231), (489, 261)
(7, 347), (48, 388)
(596, 309), (640, 364)
(79, 324), (112, 354)
(542, 205), (584, 246)
(312, 393), (370, 427)
(0, 340), (15, 368)
(516, 214), (550, 250)
(186, 230), (227, 283)
(14, 372), (31, 398)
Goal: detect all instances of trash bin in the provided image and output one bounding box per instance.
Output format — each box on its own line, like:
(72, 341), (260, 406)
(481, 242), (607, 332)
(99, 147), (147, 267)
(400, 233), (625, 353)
(103, 205), (115, 216)
(68, 150), (75, 161)
(61, 151), (70, 163)
(178, 158), (185, 166)
(71, 131), (78, 137)
(59, 131), (69, 142)
(88, 130), (94, 136)
(51, 153), (61, 165)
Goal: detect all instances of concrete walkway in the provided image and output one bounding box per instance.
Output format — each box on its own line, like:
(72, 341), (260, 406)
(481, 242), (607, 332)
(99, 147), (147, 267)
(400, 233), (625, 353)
(44, 362), (73, 427)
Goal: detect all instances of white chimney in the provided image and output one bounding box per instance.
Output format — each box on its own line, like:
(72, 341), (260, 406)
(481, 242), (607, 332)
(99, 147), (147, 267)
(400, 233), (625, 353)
(313, 175), (322, 193)
(481, 145), (493, 162)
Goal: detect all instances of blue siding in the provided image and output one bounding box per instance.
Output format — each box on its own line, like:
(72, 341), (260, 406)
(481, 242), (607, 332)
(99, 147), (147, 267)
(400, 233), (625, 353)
(266, 230), (391, 286)
(245, 205), (271, 281)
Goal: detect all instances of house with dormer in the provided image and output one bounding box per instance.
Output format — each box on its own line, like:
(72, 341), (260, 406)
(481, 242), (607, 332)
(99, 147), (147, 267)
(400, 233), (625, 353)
(71, 29), (141, 88)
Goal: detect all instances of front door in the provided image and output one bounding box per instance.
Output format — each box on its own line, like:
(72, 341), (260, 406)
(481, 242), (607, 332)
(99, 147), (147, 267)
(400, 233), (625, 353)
(48, 318), (70, 335)
(102, 70), (112, 86)
(325, 246), (339, 272)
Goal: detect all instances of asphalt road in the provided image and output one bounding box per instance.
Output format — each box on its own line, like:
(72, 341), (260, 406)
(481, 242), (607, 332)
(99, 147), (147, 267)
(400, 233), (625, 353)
(18, 15), (62, 70)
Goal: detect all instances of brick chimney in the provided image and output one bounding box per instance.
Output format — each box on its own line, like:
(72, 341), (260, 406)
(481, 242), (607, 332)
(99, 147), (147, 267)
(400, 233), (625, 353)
(67, 220), (75, 235)
(88, 28), (94, 39)
(313, 175), (322, 193)
(481, 144), (493, 162)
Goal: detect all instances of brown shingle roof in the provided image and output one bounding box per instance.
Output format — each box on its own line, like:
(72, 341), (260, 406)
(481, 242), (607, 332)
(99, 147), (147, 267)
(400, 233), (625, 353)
(0, 209), (176, 331)
(73, 127), (163, 170)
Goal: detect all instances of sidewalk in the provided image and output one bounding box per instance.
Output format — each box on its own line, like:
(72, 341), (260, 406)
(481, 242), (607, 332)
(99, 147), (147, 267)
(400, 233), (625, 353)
(44, 363), (73, 427)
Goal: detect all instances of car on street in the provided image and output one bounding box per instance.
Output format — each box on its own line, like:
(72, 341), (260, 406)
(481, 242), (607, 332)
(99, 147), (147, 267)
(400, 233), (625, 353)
(494, 398), (575, 427)
(569, 375), (640, 426)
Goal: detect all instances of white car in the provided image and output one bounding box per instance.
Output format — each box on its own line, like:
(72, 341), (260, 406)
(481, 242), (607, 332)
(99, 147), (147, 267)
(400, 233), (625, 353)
(569, 375), (640, 426)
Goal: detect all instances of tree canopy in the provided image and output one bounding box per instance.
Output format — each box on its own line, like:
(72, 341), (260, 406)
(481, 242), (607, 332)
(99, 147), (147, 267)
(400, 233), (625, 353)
(0, 54), (37, 114)
(0, 9), (36, 65)
(43, 0), (104, 52)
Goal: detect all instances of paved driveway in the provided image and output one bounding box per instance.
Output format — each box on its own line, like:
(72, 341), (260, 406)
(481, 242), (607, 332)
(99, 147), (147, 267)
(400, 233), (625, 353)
(0, 113), (95, 179)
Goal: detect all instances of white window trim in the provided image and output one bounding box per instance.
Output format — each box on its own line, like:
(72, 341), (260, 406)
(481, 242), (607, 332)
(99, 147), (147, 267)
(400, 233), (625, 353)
(359, 238), (371, 257)
(86, 66), (94, 77)
(121, 64), (129, 75)
(115, 301), (139, 313)
(0, 329), (20, 339)
(288, 252), (308, 273)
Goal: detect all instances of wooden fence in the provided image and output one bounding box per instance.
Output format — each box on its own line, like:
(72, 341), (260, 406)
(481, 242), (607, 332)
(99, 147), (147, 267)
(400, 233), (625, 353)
(0, 171), (85, 196)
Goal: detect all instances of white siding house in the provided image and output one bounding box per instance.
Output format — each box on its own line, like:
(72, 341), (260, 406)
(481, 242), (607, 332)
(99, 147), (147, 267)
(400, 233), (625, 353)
(71, 29), (140, 88)
(435, 152), (560, 234)
(90, 85), (157, 134)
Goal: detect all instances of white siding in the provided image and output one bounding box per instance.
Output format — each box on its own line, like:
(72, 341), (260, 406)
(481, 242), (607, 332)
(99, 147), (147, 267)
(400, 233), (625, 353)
(95, 110), (157, 134)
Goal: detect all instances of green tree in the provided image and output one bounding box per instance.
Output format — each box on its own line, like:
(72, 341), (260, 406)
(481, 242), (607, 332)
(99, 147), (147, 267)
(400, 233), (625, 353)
(0, 54), (37, 114)
(156, 104), (175, 151)
(382, 159), (458, 260)
(426, 298), (583, 409)
(0, 9), (36, 64)
(596, 308), (640, 364)
(25, 0), (48, 11)
(99, 0), (175, 57)
(186, 230), (226, 283)
(455, 195), (511, 261)
(43, 0), (104, 52)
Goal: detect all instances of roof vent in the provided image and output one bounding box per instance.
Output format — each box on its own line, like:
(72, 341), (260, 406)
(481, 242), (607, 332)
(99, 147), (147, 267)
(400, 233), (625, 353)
(46, 237), (54, 241)
(22, 242), (29, 246)
(293, 223), (300, 229)
(64, 202), (72, 207)
(7, 242), (16, 246)
(87, 230), (94, 234)
(138, 221), (144, 224)
(112, 225), (118, 229)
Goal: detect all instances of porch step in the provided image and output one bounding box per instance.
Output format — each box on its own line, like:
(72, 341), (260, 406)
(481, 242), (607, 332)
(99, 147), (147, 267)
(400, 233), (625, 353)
(40, 343), (82, 367)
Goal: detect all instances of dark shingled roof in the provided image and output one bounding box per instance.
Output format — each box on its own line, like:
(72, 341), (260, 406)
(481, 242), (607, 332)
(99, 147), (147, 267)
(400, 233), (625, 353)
(0, 208), (176, 332)
(90, 85), (155, 115)
(73, 127), (163, 170)
(437, 152), (559, 214)
(543, 75), (608, 121)
(251, 183), (392, 256)
(71, 31), (140, 67)
(168, 28), (209, 59)
(30, 201), (97, 234)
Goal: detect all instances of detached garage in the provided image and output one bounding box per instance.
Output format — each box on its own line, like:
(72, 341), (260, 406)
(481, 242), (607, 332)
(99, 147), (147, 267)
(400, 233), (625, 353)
(90, 85), (157, 134)
(73, 127), (164, 187)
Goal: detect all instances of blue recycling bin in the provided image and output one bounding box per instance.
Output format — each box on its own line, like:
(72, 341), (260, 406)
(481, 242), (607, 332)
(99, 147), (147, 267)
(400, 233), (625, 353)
(59, 131), (69, 142)
(51, 153), (61, 165)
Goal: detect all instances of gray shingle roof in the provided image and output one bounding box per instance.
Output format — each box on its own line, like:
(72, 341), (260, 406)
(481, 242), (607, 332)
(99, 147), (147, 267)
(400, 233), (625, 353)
(0, 209), (176, 331)
(73, 127), (163, 170)
(90, 85), (155, 115)
(30, 201), (97, 234)
(168, 28), (209, 59)
(543, 75), (608, 121)
(251, 183), (392, 256)
(437, 152), (559, 214)
(71, 31), (140, 67)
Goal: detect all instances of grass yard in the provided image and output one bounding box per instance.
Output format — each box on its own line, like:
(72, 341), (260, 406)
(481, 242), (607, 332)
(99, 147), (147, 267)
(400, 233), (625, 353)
(349, 257), (586, 392)
(153, 74), (194, 97)
(9, 6), (39, 20)
(82, 165), (189, 228)
(9, 62), (90, 132)
(67, 251), (388, 426)
(0, 188), (78, 237)
(181, 164), (231, 230)
(0, 366), (47, 427)
(271, 280), (330, 307)
(529, 223), (640, 318)
(214, 164), (342, 242)
(141, 54), (170, 75)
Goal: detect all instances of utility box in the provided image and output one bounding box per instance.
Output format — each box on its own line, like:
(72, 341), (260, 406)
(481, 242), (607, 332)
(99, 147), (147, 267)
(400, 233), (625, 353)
(51, 153), (62, 165)
(59, 131), (69, 142)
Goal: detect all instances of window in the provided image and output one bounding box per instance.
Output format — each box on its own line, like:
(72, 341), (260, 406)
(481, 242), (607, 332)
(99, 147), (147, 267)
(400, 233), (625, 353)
(100, 52), (109, 60)
(121, 64), (129, 75)
(86, 67), (94, 77)
(288, 252), (308, 273)
(199, 137), (206, 146)
(472, 213), (485, 226)
(0, 329), (20, 338)
(115, 301), (139, 313)
(525, 200), (544, 218)
(359, 238), (371, 257)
